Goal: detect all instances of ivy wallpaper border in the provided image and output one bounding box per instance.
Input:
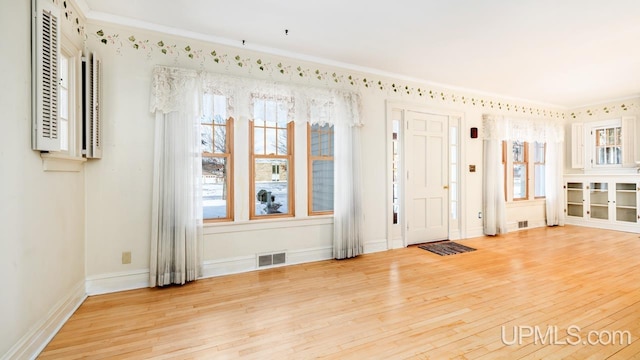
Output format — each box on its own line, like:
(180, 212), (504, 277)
(92, 28), (639, 121)
(49, 0), (86, 38)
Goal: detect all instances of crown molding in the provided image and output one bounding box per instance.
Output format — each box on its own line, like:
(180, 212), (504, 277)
(84, 10), (565, 110)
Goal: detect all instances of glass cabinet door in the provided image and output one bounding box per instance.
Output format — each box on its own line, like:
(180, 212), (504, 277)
(615, 183), (638, 223)
(566, 182), (584, 218)
(589, 182), (609, 220)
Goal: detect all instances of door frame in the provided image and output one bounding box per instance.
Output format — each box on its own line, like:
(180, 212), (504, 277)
(385, 101), (465, 249)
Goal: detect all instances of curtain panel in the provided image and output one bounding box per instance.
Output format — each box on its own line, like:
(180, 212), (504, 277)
(149, 67), (202, 287)
(482, 115), (565, 235)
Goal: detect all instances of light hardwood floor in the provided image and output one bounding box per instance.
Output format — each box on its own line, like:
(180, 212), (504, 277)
(40, 226), (640, 359)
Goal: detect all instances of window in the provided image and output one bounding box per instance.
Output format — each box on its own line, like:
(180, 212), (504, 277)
(392, 119), (400, 224)
(250, 97), (294, 218)
(533, 142), (545, 198)
(594, 125), (621, 165)
(512, 141), (527, 200)
(308, 123), (334, 215)
(450, 126), (458, 220)
(201, 94), (233, 221)
(502, 140), (545, 201)
(59, 53), (70, 152)
(502, 141), (507, 200)
(57, 43), (81, 156)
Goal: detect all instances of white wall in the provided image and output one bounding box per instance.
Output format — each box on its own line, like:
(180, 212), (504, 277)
(82, 21), (565, 291)
(4, 3), (639, 356)
(0, 1), (86, 358)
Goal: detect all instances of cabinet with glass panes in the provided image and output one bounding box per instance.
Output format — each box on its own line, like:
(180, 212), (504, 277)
(565, 176), (639, 232)
(566, 182), (584, 218)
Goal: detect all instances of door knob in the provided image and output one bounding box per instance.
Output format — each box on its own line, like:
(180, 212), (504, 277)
(443, 185), (449, 189)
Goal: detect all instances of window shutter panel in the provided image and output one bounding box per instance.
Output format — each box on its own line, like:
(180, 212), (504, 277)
(83, 53), (102, 159)
(33, 0), (61, 151)
(570, 122), (584, 169)
(621, 116), (636, 167)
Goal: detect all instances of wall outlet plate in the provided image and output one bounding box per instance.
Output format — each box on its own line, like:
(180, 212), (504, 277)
(122, 251), (131, 264)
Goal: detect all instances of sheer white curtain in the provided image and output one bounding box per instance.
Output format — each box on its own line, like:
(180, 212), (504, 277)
(331, 92), (363, 259)
(545, 141), (565, 226)
(483, 138), (507, 235)
(149, 66), (202, 286)
(482, 115), (507, 235)
(482, 115), (565, 234)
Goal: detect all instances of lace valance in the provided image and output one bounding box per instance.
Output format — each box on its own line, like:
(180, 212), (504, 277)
(149, 67), (199, 114)
(150, 66), (362, 127)
(482, 115), (564, 143)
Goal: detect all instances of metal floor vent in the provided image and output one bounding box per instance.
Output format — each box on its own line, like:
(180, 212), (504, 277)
(518, 220), (529, 229)
(257, 252), (287, 268)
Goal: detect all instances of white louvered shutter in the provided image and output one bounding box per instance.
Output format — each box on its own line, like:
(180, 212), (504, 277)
(33, 0), (61, 151)
(621, 116), (636, 167)
(83, 53), (102, 159)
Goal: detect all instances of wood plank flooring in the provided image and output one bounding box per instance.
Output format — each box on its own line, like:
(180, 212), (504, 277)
(39, 226), (640, 359)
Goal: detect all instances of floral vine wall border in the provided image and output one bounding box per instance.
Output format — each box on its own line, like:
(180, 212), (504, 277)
(92, 28), (638, 121)
(48, 0), (86, 38)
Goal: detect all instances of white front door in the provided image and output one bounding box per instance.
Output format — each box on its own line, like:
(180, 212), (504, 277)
(406, 111), (449, 244)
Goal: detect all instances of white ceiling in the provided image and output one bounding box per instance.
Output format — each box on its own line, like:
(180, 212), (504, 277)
(82, 0), (640, 108)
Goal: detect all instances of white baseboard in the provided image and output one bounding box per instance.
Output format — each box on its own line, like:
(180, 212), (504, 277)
(390, 238), (404, 249)
(465, 226), (485, 239)
(200, 255), (258, 279)
(364, 238), (388, 254)
(564, 219), (640, 234)
(85, 269), (150, 296)
(288, 246), (332, 265)
(507, 219), (547, 232)
(200, 246), (334, 279)
(3, 281), (86, 360)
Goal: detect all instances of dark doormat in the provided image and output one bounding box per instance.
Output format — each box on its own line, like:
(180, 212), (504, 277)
(418, 241), (476, 256)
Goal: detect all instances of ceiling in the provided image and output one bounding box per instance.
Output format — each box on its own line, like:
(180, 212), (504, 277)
(82, 0), (640, 109)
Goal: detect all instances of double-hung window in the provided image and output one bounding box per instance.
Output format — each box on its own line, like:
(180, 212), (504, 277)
(201, 94), (234, 222)
(308, 123), (334, 215)
(503, 140), (546, 201)
(594, 125), (622, 166)
(250, 97), (294, 218)
(512, 141), (528, 200)
(533, 142), (545, 198)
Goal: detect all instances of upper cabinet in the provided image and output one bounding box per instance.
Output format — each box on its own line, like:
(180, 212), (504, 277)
(570, 116), (636, 170)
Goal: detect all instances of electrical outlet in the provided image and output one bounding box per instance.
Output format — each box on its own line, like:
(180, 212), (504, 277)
(122, 251), (131, 264)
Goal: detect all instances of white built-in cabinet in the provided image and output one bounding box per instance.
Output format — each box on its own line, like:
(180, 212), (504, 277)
(565, 175), (640, 233)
